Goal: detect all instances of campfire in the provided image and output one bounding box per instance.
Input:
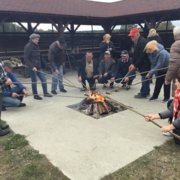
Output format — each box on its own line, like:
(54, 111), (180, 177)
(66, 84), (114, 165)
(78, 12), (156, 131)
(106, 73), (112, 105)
(83, 90), (118, 116)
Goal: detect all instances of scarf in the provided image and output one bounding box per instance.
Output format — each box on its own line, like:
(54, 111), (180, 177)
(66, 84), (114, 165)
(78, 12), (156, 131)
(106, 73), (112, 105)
(173, 89), (180, 122)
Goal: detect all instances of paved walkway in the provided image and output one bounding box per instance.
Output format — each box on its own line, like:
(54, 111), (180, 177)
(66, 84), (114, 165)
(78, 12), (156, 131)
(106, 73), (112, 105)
(2, 70), (171, 180)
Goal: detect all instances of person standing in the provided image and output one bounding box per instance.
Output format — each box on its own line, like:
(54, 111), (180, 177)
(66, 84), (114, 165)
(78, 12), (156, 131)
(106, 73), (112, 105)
(128, 28), (151, 98)
(147, 28), (164, 45)
(78, 52), (99, 91)
(0, 60), (11, 136)
(24, 33), (52, 100)
(145, 41), (170, 103)
(48, 37), (67, 94)
(99, 34), (115, 63)
(165, 26), (180, 97)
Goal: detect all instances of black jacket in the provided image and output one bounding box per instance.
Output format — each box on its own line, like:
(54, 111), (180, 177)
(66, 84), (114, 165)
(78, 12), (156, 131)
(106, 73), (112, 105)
(133, 36), (150, 76)
(114, 57), (135, 78)
(99, 41), (115, 61)
(99, 58), (116, 75)
(78, 57), (99, 78)
(24, 41), (41, 69)
(147, 36), (163, 45)
(48, 41), (66, 71)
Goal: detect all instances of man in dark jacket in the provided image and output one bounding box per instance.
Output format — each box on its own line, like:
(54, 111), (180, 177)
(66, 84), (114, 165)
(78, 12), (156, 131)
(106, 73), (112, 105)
(2, 60), (28, 110)
(128, 28), (151, 98)
(98, 51), (116, 88)
(78, 52), (99, 91)
(48, 37), (67, 94)
(0, 60), (11, 136)
(111, 50), (136, 90)
(24, 33), (52, 100)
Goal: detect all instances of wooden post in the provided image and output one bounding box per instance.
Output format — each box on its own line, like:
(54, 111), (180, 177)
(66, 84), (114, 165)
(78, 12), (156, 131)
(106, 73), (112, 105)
(0, 16), (9, 27)
(27, 22), (33, 35)
(70, 23), (75, 51)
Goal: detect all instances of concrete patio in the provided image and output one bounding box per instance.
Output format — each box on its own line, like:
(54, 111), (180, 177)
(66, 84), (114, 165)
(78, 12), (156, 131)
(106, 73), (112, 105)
(2, 70), (171, 180)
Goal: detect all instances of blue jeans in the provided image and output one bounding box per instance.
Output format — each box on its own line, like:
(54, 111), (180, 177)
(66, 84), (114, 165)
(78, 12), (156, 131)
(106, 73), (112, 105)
(140, 76), (150, 96)
(28, 68), (48, 94)
(2, 87), (24, 107)
(52, 66), (64, 90)
(115, 73), (135, 85)
(99, 74), (114, 86)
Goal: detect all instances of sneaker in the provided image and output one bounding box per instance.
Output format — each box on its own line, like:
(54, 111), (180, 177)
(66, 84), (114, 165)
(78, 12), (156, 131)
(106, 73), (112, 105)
(163, 130), (172, 137)
(134, 94), (147, 99)
(60, 89), (67, 93)
(122, 84), (126, 88)
(126, 85), (131, 91)
(44, 93), (53, 97)
(18, 103), (26, 107)
(0, 124), (9, 130)
(2, 107), (6, 111)
(34, 95), (42, 100)
(0, 129), (10, 137)
(149, 97), (158, 101)
(80, 88), (87, 92)
(162, 98), (169, 103)
(51, 90), (57, 95)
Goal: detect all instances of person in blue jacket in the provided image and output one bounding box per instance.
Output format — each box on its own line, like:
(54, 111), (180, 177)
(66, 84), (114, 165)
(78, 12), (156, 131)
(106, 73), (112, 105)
(145, 40), (170, 103)
(99, 34), (115, 64)
(111, 50), (136, 90)
(2, 60), (29, 110)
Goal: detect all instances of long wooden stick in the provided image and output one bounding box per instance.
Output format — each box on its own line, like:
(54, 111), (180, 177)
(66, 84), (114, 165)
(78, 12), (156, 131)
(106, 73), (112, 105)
(106, 96), (180, 140)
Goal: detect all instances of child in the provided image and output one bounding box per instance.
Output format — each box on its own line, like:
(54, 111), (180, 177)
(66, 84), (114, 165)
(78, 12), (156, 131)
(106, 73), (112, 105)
(145, 76), (180, 145)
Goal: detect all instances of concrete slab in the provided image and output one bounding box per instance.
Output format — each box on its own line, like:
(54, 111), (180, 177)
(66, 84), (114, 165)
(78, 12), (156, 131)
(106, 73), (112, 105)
(2, 70), (171, 180)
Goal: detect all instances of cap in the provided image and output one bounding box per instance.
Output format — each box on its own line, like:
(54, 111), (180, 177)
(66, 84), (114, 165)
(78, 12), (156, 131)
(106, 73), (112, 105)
(3, 60), (15, 68)
(104, 50), (110, 55)
(121, 50), (129, 56)
(57, 37), (66, 46)
(128, 28), (139, 37)
(29, 33), (40, 40)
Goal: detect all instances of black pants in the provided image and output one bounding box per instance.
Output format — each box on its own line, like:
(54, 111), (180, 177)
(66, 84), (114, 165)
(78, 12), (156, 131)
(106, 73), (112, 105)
(0, 93), (2, 122)
(82, 76), (95, 89)
(153, 71), (170, 99)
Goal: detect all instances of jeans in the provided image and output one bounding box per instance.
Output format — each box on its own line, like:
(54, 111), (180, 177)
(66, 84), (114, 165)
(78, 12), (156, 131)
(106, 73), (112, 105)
(51, 66), (64, 90)
(28, 68), (48, 94)
(2, 87), (24, 107)
(115, 73), (135, 85)
(140, 76), (150, 97)
(98, 74), (114, 87)
(82, 76), (95, 89)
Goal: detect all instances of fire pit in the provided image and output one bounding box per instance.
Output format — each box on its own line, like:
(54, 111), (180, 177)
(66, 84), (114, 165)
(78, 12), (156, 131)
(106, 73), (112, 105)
(67, 89), (127, 119)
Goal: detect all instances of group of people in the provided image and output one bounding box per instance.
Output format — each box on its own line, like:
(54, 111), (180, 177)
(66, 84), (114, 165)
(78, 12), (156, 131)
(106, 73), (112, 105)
(1, 26), (180, 145)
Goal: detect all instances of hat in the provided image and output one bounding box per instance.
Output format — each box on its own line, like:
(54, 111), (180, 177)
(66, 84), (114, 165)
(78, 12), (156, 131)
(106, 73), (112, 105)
(3, 60), (15, 68)
(128, 28), (139, 37)
(104, 50), (110, 55)
(29, 33), (40, 40)
(121, 50), (129, 56)
(57, 37), (66, 46)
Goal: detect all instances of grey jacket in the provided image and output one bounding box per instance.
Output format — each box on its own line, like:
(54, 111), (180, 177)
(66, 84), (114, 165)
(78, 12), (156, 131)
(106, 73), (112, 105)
(48, 41), (67, 71)
(159, 101), (180, 129)
(99, 58), (116, 76)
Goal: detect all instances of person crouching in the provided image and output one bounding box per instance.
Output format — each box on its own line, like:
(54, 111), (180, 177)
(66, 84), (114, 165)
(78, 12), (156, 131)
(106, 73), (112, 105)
(97, 51), (116, 88)
(2, 60), (29, 111)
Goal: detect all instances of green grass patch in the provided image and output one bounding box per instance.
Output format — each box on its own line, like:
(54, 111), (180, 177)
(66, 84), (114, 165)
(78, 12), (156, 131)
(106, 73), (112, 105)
(101, 139), (180, 180)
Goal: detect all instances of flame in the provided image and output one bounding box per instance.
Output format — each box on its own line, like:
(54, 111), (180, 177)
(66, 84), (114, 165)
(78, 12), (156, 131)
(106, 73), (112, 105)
(87, 90), (109, 111)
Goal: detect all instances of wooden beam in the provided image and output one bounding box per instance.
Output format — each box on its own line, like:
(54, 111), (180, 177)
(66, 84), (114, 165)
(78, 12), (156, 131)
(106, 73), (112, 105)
(138, 23), (145, 30)
(66, 26), (71, 32)
(141, 18), (150, 29)
(63, 21), (70, 31)
(17, 22), (28, 32)
(47, 18), (58, 31)
(0, 16), (9, 26)
(74, 24), (80, 32)
(154, 15), (168, 29)
(32, 23), (40, 31)
(111, 25), (116, 31)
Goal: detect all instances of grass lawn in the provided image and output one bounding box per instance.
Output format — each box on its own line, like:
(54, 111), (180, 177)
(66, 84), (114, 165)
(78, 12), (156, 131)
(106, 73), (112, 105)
(102, 139), (180, 180)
